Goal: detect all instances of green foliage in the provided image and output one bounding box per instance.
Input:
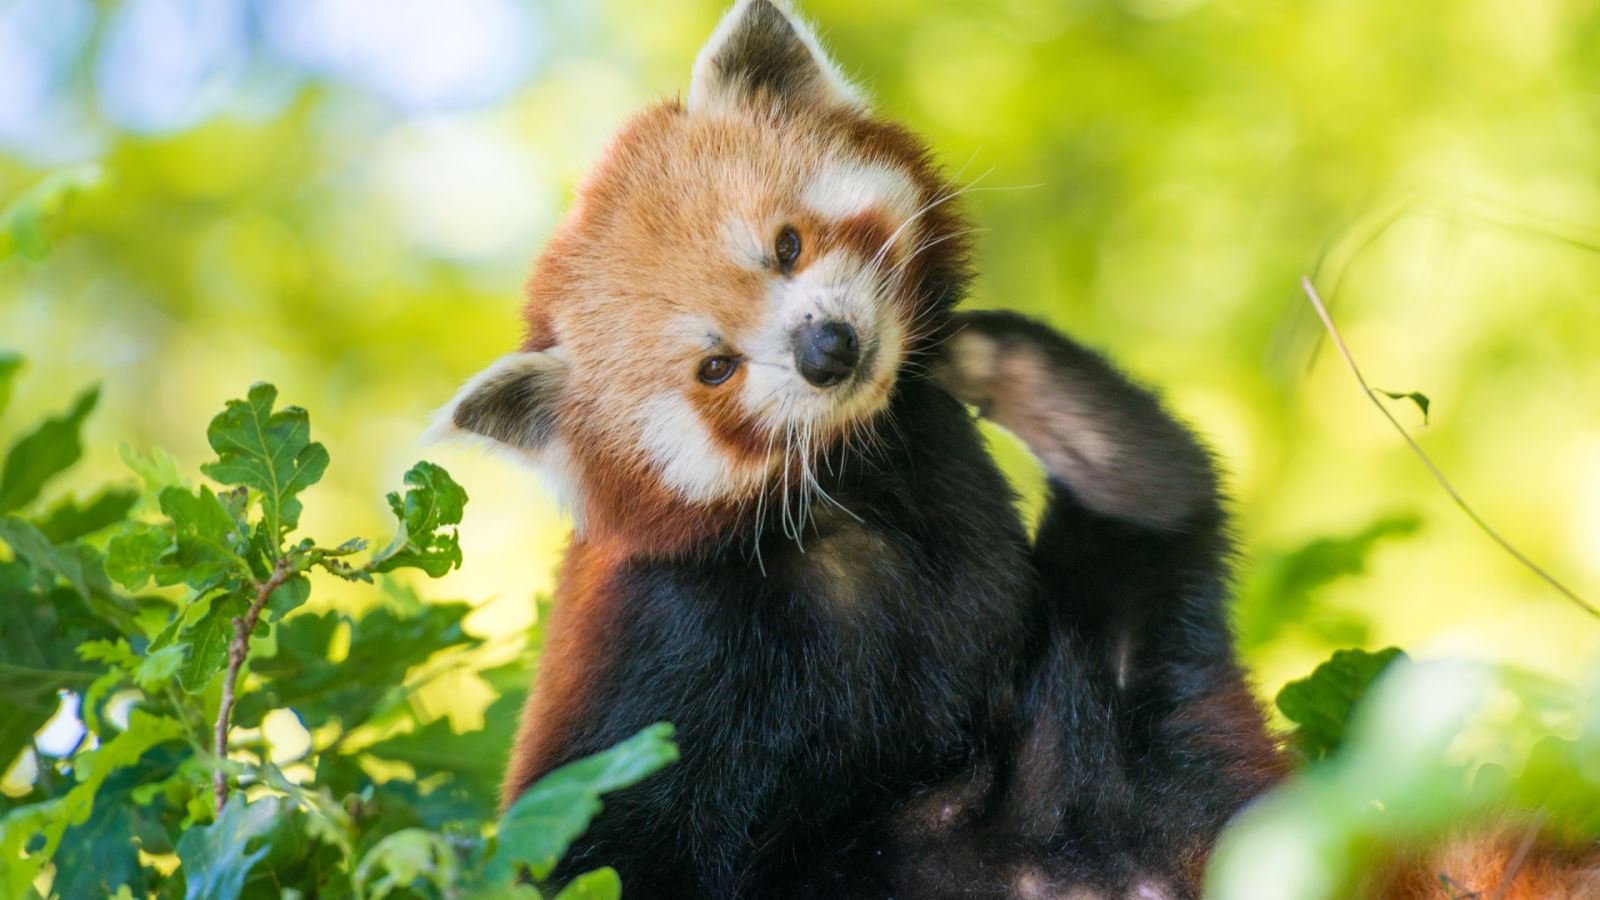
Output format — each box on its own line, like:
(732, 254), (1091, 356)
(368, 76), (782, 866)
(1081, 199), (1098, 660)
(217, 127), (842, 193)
(0, 165), (104, 263)
(0, 366), (676, 899)
(199, 383), (329, 550)
(1276, 647), (1408, 762)
(0, 388), (98, 515)
(1233, 514), (1421, 653)
(488, 724), (680, 883)
(176, 794), (281, 900)
(1212, 652), (1600, 900)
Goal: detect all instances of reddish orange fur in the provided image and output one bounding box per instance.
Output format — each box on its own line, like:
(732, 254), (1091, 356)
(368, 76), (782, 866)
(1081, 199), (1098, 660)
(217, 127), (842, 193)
(501, 539), (626, 807)
(513, 101), (961, 559)
(1365, 826), (1600, 898)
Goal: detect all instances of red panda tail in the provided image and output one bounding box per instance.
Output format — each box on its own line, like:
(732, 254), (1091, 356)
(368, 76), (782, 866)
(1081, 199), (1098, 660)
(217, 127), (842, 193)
(1364, 822), (1600, 899)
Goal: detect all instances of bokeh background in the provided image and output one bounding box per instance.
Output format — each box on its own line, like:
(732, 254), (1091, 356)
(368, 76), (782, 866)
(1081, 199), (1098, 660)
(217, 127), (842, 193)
(3, 0), (1598, 748)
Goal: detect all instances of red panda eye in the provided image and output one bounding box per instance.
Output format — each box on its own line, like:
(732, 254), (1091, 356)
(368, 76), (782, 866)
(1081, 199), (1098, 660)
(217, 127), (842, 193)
(698, 355), (739, 386)
(774, 226), (801, 269)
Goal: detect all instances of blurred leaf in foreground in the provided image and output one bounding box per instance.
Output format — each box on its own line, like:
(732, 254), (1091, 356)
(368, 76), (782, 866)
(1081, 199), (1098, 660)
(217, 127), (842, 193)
(487, 723), (679, 884)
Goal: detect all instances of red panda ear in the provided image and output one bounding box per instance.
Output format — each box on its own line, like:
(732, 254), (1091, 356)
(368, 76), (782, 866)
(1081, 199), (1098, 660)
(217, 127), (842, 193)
(433, 350), (567, 453)
(688, 0), (864, 117)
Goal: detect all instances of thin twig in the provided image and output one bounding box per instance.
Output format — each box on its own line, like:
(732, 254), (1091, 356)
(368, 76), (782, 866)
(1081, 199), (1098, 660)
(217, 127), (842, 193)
(1299, 276), (1598, 620)
(213, 555), (295, 814)
(1489, 812), (1547, 900)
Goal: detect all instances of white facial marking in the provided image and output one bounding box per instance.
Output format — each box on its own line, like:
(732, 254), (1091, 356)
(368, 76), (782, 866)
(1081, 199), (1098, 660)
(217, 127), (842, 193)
(722, 213), (769, 271)
(802, 159), (919, 222)
(665, 313), (724, 349)
(636, 391), (759, 504)
(737, 250), (903, 438)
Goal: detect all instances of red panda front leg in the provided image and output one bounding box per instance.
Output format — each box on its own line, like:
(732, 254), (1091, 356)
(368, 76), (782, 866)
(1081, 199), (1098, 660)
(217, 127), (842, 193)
(932, 310), (1285, 874)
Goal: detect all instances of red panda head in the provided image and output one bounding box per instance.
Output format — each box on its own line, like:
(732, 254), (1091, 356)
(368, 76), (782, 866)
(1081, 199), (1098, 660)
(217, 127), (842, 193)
(441, 0), (971, 554)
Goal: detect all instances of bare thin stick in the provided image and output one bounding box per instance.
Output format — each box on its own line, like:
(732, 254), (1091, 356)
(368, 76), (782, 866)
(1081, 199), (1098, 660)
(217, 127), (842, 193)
(212, 556), (295, 813)
(1299, 276), (1598, 620)
(1489, 812), (1547, 900)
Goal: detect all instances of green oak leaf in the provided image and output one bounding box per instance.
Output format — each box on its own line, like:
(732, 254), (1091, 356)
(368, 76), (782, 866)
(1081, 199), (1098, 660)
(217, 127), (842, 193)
(0, 386), (98, 514)
(265, 572), (310, 621)
(177, 591), (251, 694)
(368, 461), (468, 578)
(1277, 646), (1409, 762)
(199, 383), (328, 550)
(487, 723), (678, 883)
(175, 793), (281, 900)
(105, 521), (174, 591)
(158, 484), (251, 591)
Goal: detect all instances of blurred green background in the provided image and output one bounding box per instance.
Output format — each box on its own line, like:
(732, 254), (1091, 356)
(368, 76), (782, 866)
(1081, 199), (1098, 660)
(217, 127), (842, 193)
(2, 0), (1597, 718)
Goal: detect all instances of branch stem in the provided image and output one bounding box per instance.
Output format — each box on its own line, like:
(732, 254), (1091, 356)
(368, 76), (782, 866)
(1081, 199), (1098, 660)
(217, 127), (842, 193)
(212, 555), (295, 814)
(1299, 276), (1597, 619)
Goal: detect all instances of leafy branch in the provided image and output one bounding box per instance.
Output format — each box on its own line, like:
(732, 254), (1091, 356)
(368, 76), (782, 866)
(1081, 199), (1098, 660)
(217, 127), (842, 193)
(105, 383), (472, 814)
(1, 366), (677, 898)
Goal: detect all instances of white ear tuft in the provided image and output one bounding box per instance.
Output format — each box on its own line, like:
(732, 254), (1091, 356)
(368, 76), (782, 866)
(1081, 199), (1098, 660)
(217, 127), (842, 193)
(688, 0), (865, 116)
(429, 350), (568, 452)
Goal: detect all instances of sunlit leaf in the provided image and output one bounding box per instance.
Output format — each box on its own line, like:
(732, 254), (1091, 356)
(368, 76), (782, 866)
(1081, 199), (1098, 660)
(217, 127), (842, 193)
(554, 867), (622, 900)
(367, 461), (468, 578)
(118, 442), (185, 510)
(0, 710), (182, 897)
(199, 383), (329, 548)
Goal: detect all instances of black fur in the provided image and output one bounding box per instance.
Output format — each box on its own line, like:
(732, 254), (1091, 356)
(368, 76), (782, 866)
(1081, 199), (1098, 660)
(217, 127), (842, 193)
(538, 316), (1279, 898)
(543, 377), (1038, 897)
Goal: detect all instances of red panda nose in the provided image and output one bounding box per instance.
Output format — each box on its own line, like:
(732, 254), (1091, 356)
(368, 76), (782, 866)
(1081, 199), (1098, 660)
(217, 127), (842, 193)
(794, 320), (860, 387)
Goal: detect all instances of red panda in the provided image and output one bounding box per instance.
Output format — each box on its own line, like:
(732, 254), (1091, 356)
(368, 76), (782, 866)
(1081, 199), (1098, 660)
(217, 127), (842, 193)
(431, 2), (1594, 898)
